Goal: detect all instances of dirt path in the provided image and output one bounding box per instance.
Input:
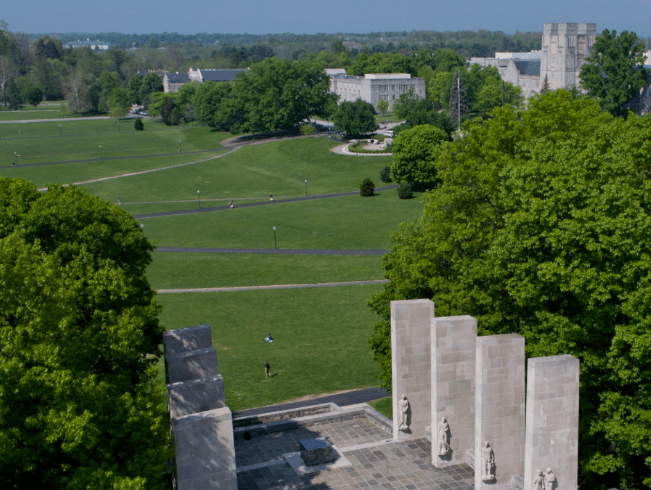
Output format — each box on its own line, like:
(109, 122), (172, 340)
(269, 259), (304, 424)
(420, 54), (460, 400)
(157, 279), (389, 294)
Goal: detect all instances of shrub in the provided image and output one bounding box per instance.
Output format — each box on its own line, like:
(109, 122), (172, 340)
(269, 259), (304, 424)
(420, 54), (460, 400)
(398, 183), (413, 199)
(360, 178), (375, 197)
(300, 123), (316, 135)
(380, 166), (392, 183)
(134, 118), (144, 131)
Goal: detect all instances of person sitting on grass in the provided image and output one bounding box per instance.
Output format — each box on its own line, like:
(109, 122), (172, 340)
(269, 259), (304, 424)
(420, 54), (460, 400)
(264, 333), (273, 343)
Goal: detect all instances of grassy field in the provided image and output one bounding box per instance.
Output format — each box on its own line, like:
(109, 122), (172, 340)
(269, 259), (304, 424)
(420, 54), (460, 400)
(157, 284), (385, 411)
(148, 253), (384, 289)
(0, 121), (231, 167)
(375, 114), (404, 124)
(82, 137), (392, 208)
(1, 150), (232, 189)
(139, 190), (421, 250)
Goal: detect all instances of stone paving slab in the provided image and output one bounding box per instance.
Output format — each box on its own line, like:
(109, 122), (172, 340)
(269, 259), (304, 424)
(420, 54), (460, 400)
(235, 418), (389, 468)
(237, 437), (474, 490)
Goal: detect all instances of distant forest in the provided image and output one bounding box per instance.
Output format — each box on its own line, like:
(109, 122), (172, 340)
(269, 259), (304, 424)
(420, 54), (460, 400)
(27, 30), (546, 58)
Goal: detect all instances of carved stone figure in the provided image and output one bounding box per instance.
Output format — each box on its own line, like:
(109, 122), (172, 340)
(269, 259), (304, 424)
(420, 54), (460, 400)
(544, 468), (555, 490)
(481, 441), (495, 481)
(437, 417), (451, 456)
(532, 469), (544, 490)
(398, 394), (409, 431)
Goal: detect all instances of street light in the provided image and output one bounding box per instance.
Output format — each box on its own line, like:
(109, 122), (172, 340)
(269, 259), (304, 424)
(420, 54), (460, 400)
(100, 145), (103, 158)
(273, 226), (277, 249)
(140, 224), (144, 231)
(118, 120), (120, 133)
(14, 152), (17, 165)
(197, 190), (201, 209)
(305, 180), (308, 197)
(179, 140), (182, 153)
(59, 125), (62, 136)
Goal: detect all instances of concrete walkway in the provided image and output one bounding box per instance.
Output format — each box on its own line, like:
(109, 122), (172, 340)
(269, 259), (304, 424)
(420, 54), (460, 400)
(231, 387), (389, 418)
(0, 116), (111, 124)
(157, 279), (389, 294)
(154, 247), (389, 255)
(135, 185), (399, 219)
(331, 143), (392, 156)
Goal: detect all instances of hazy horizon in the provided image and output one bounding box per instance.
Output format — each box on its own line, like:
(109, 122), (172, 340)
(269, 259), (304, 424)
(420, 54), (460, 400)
(3, 0), (651, 38)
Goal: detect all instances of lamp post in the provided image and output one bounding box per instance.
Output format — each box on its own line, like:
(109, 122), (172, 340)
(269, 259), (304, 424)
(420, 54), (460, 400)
(140, 224), (144, 231)
(304, 180), (308, 197)
(179, 140), (182, 153)
(59, 124), (62, 136)
(100, 145), (103, 158)
(14, 152), (17, 165)
(118, 120), (120, 133)
(273, 226), (277, 249)
(197, 190), (201, 209)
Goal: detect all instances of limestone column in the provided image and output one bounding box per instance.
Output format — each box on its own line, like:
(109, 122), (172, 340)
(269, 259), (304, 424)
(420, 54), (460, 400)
(475, 334), (526, 490)
(524, 355), (580, 490)
(431, 315), (476, 467)
(391, 299), (434, 441)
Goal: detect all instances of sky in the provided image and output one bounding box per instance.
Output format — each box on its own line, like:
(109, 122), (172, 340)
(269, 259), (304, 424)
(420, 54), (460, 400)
(3, 0), (651, 37)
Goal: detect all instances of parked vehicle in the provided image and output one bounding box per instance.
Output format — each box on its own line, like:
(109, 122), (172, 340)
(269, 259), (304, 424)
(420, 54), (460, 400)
(384, 130), (394, 137)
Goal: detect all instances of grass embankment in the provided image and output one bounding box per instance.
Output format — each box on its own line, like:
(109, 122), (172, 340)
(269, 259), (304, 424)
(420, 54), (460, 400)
(148, 253), (384, 289)
(369, 397), (392, 419)
(139, 190), (422, 250)
(157, 284), (385, 411)
(83, 137), (392, 212)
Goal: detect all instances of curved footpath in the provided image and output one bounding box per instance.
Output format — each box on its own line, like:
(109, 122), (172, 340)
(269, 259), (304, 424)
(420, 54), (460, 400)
(331, 143), (392, 157)
(157, 279), (389, 294)
(135, 184), (399, 219)
(0, 116), (111, 124)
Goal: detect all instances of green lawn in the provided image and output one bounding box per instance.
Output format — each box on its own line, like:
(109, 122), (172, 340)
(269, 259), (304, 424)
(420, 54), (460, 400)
(375, 114), (404, 124)
(82, 137), (392, 207)
(0, 122), (231, 167)
(157, 284), (384, 411)
(368, 397), (392, 419)
(139, 190), (422, 250)
(1, 150), (231, 189)
(148, 253), (384, 289)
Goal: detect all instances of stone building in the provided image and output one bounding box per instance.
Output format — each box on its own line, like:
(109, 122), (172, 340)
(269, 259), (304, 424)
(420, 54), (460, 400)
(160, 68), (249, 93)
(163, 72), (190, 93)
(327, 72), (426, 112)
(470, 23), (597, 100)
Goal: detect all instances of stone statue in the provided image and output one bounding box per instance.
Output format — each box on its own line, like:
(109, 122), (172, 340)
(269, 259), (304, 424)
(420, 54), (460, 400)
(532, 469), (544, 490)
(544, 468), (555, 490)
(398, 394), (409, 431)
(437, 417), (451, 456)
(481, 441), (495, 481)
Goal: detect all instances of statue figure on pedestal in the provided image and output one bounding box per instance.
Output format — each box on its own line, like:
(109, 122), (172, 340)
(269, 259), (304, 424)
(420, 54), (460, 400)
(398, 395), (410, 431)
(481, 441), (495, 481)
(437, 417), (451, 456)
(544, 468), (555, 490)
(532, 469), (544, 490)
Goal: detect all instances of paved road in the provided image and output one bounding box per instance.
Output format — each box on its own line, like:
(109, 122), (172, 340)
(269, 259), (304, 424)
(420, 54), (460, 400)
(157, 279), (389, 294)
(135, 185), (399, 219)
(155, 247), (389, 255)
(231, 387), (389, 418)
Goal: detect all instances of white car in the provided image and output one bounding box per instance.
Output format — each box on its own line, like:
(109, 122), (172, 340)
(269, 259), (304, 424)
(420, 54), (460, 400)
(384, 130), (394, 137)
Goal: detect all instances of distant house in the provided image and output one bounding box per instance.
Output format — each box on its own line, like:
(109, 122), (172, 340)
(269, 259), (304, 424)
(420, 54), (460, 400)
(163, 72), (190, 93)
(187, 68), (248, 83)
(65, 38), (111, 50)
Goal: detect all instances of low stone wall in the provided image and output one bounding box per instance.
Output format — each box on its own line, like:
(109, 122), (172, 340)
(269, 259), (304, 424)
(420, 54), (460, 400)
(232, 403), (337, 428)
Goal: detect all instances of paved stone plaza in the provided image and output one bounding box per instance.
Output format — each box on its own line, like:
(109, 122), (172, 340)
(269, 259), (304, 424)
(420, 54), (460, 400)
(236, 418), (474, 490)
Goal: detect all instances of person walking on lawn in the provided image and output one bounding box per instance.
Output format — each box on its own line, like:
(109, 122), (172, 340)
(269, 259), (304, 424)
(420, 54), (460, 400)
(264, 361), (271, 378)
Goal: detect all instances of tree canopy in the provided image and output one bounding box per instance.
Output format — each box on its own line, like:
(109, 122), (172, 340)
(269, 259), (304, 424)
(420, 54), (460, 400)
(390, 124), (448, 185)
(579, 29), (650, 117)
(368, 91), (651, 489)
(332, 99), (376, 136)
(0, 178), (173, 489)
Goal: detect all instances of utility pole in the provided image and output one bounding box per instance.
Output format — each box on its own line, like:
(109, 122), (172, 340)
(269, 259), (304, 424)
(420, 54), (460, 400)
(457, 75), (461, 132)
(502, 81), (505, 107)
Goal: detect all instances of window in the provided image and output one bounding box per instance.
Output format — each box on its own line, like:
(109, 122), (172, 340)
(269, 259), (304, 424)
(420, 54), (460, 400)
(378, 85), (388, 91)
(398, 84), (409, 91)
(392, 85), (396, 90)
(392, 95), (396, 100)
(379, 95), (388, 101)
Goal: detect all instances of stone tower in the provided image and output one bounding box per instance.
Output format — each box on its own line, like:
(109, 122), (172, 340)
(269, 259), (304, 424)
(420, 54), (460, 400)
(540, 23), (596, 90)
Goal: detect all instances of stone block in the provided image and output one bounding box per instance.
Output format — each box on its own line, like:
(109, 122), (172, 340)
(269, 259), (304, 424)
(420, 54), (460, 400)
(475, 334), (525, 490)
(300, 437), (335, 466)
(168, 375), (225, 422)
(391, 299), (434, 441)
(431, 315), (477, 467)
(163, 324), (212, 355)
(165, 347), (219, 384)
(524, 355), (580, 490)
(174, 406), (236, 490)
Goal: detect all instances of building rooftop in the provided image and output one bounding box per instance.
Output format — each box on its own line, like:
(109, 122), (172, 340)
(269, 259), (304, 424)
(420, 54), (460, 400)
(513, 60), (541, 77)
(166, 72), (190, 83)
(200, 69), (248, 82)
(364, 73), (412, 79)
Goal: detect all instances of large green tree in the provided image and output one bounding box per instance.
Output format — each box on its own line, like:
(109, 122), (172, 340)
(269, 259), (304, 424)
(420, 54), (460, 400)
(579, 29), (650, 117)
(332, 99), (376, 136)
(390, 124), (448, 185)
(139, 72), (164, 109)
(109, 87), (131, 119)
(368, 91), (651, 489)
(0, 179), (173, 489)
